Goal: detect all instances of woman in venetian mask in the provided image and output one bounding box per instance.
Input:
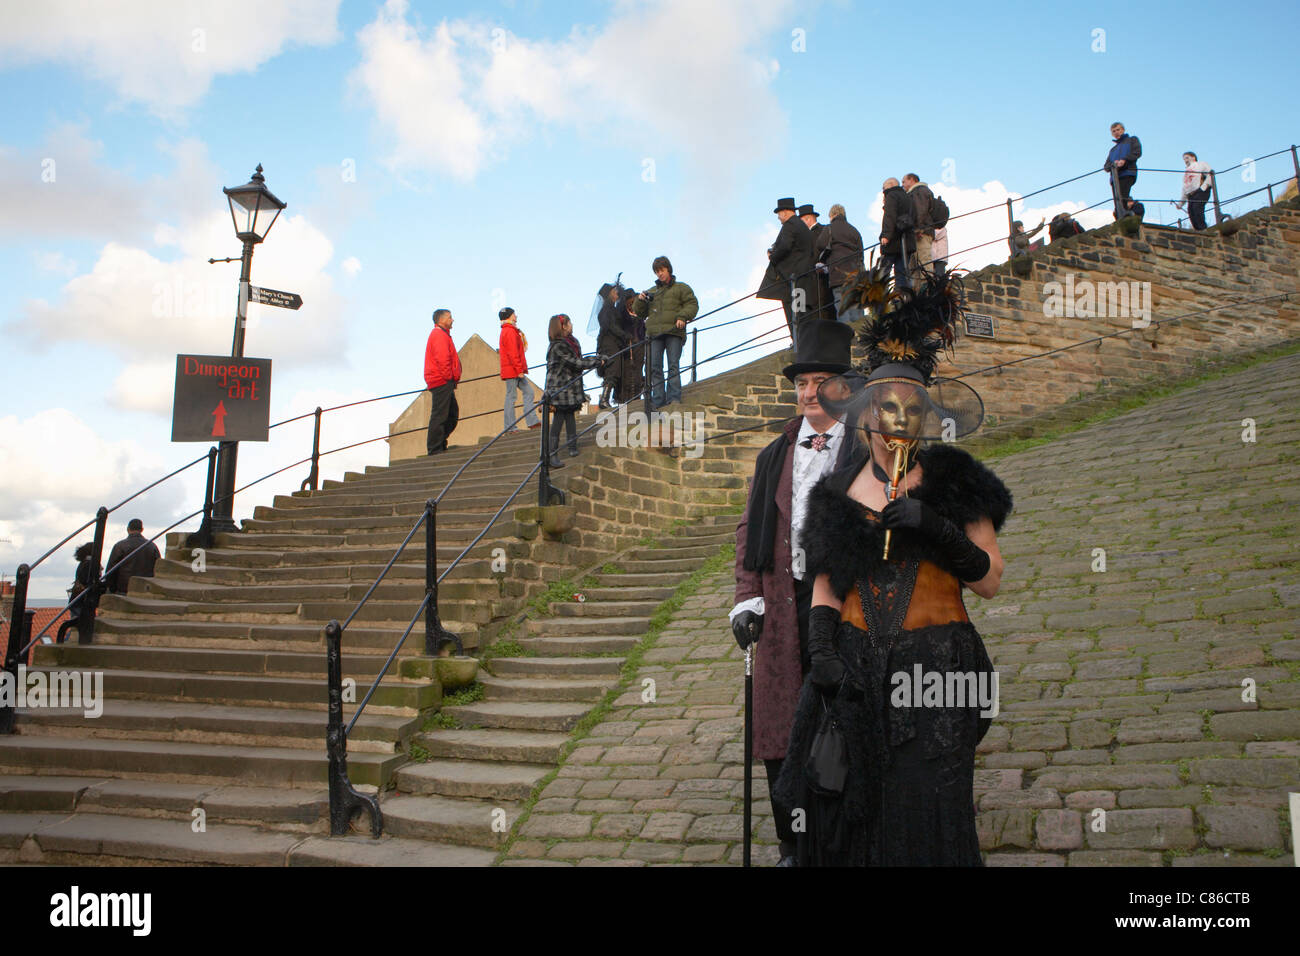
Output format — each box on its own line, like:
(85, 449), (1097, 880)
(775, 273), (1013, 866)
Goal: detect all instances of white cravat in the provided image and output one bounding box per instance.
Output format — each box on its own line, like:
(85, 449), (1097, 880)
(790, 419), (844, 581)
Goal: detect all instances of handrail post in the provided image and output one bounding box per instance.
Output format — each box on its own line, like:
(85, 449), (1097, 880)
(81, 506), (108, 644)
(325, 619), (382, 837)
(423, 498), (462, 656)
(1291, 145), (1299, 191)
(300, 406), (322, 492)
(1210, 170), (1223, 225)
(1267, 182), (1275, 205)
(691, 327), (698, 384)
(0, 563), (31, 734)
(186, 447), (219, 550)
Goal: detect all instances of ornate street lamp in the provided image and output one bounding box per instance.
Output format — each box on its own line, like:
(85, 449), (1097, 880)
(209, 164), (285, 534)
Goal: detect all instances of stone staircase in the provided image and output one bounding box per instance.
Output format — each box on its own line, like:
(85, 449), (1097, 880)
(382, 514), (735, 854)
(0, 351), (793, 865)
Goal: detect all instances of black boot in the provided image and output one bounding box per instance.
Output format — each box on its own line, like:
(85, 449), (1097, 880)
(547, 438), (565, 469)
(598, 383), (613, 410)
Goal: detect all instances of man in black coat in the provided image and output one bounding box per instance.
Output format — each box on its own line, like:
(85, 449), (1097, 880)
(105, 518), (160, 595)
(761, 197), (818, 339)
(799, 204), (835, 322)
(814, 203), (866, 323)
(879, 178), (912, 291)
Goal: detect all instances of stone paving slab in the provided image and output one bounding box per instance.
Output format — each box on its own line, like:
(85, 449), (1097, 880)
(503, 354), (1300, 865)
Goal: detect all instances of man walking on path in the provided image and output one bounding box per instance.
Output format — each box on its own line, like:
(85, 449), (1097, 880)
(902, 173), (936, 286)
(105, 518), (159, 595)
(879, 178), (912, 291)
(815, 203), (866, 323)
(1104, 122), (1142, 218)
(635, 256), (698, 409)
(424, 308), (462, 455)
(732, 321), (854, 866)
(499, 307), (539, 431)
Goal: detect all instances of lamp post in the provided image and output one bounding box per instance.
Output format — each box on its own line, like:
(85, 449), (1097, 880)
(209, 164), (285, 534)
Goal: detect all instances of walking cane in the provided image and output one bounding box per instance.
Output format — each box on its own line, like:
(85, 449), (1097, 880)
(743, 643), (754, 868)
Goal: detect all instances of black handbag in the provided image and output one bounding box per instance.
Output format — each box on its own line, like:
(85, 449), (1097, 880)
(804, 695), (848, 796)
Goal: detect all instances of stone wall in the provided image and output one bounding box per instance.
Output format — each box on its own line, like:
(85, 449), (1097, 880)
(922, 197), (1300, 440)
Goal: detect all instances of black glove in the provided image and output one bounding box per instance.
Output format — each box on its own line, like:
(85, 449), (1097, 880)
(731, 610), (763, 650)
(879, 497), (991, 582)
(807, 605), (844, 693)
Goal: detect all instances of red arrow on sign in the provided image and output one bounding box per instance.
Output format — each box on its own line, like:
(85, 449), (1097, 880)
(212, 400), (228, 437)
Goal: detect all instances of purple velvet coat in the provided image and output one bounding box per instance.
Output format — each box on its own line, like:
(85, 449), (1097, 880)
(734, 419), (803, 760)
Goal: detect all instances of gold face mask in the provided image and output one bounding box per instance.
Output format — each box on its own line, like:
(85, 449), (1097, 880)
(872, 383), (926, 439)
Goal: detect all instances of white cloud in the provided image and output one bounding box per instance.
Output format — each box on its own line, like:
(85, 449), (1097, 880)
(10, 210), (349, 396)
(0, 0), (342, 113)
(0, 124), (149, 239)
(34, 250), (78, 276)
(0, 407), (188, 600)
(352, 0), (794, 182)
(108, 361), (178, 415)
(341, 256), (362, 277)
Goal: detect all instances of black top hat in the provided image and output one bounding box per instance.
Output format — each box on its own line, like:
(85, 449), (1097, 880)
(782, 321), (854, 381)
(797, 203), (820, 218)
(773, 197), (797, 213)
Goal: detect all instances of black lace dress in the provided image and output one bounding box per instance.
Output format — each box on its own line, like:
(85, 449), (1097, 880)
(774, 444), (1012, 866)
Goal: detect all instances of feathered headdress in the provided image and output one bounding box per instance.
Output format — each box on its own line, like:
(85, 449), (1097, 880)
(859, 269), (965, 385)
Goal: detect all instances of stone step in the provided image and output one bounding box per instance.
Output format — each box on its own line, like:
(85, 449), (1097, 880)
(131, 576), (525, 606)
(378, 793), (515, 849)
(616, 556), (709, 574)
(412, 728), (570, 764)
(625, 542), (721, 561)
(566, 585), (675, 603)
(394, 760), (551, 801)
(442, 700), (590, 732)
(0, 810), (496, 866)
(591, 572), (687, 588)
(486, 656), (624, 678)
(549, 599), (662, 619)
(159, 545), (504, 579)
(35, 643), (405, 680)
(525, 615), (650, 636)
(517, 634), (640, 656)
(242, 510), (515, 534)
(18, 665), (439, 713)
(479, 674), (614, 703)
(93, 616), (480, 654)
(13, 698), (413, 752)
(0, 735), (403, 788)
(269, 489), (520, 512)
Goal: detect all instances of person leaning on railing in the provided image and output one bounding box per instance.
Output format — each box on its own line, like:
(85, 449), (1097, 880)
(544, 313), (603, 468)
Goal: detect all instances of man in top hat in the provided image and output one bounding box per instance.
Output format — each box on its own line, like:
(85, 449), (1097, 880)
(799, 203), (835, 322)
(732, 320), (855, 866)
(759, 197), (818, 339)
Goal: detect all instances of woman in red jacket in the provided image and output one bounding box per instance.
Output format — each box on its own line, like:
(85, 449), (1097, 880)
(499, 307), (539, 431)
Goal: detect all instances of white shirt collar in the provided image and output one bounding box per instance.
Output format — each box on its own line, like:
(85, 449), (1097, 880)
(797, 418), (844, 443)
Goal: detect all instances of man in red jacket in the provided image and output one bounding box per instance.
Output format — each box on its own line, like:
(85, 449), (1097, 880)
(424, 308), (461, 455)
(498, 307), (539, 431)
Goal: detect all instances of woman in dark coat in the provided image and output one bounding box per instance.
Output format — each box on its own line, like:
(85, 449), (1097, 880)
(595, 283), (628, 409)
(775, 273), (1012, 867)
(615, 289), (646, 404)
(544, 313), (600, 467)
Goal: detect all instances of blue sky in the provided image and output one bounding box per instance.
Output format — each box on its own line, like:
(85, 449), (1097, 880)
(1, 0), (1296, 597)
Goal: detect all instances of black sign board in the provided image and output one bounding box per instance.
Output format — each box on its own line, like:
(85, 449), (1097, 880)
(963, 313), (996, 340)
(248, 285), (303, 310)
(171, 354), (272, 442)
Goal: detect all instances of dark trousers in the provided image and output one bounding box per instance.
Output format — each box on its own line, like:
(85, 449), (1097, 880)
(1187, 188), (1210, 231)
(549, 407), (577, 454)
(426, 383), (458, 454)
(765, 576), (814, 850)
(1114, 172), (1137, 216)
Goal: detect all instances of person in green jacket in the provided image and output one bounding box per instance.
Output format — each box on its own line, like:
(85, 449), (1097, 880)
(634, 255), (699, 408)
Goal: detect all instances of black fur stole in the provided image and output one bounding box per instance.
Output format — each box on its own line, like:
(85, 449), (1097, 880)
(802, 444), (1013, 599)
